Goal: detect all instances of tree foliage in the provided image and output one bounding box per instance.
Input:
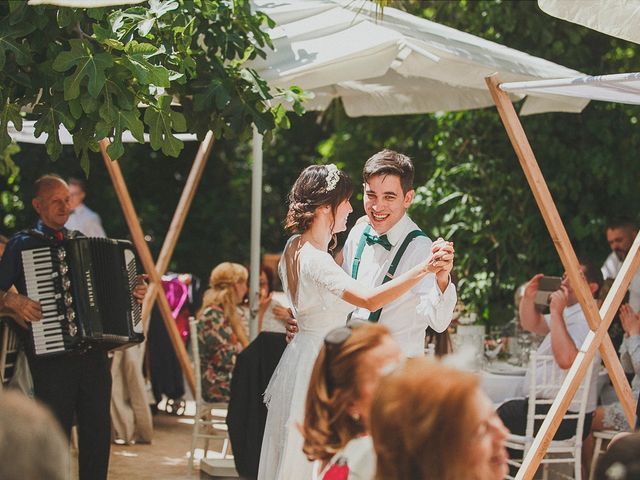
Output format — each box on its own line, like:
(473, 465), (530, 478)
(0, 0), (303, 174)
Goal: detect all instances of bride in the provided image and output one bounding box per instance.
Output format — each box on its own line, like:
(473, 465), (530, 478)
(257, 164), (453, 480)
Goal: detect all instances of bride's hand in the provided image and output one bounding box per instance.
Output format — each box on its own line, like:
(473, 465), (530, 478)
(425, 239), (455, 274)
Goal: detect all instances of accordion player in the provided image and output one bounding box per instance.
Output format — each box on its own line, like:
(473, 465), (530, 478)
(21, 237), (144, 356)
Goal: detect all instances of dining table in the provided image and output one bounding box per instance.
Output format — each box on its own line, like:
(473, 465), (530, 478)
(480, 360), (528, 405)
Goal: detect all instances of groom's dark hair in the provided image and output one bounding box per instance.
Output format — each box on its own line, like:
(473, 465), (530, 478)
(363, 149), (414, 194)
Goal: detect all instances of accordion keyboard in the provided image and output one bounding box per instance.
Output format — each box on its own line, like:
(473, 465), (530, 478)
(22, 247), (73, 355)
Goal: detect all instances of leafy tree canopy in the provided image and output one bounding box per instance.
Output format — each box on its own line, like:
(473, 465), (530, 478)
(0, 0), (303, 174)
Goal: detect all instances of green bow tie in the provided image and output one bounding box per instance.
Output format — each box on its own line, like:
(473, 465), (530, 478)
(364, 232), (392, 250)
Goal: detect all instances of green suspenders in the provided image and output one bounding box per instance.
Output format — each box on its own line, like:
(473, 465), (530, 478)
(351, 225), (427, 322)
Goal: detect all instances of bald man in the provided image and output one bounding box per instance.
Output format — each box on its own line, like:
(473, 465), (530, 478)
(0, 174), (147, 480)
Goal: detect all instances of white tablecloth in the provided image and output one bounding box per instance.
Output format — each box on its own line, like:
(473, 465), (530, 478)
(480, 362), (527, 405)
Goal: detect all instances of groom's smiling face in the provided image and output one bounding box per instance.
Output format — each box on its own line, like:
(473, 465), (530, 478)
(363, 174), (414, 234)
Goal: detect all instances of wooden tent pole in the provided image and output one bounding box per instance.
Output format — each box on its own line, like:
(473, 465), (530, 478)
(141, 131), (215, 332)
(485, 74), (637, 478)
(516, 241), (640, 480)
(100, 139), (196, 396)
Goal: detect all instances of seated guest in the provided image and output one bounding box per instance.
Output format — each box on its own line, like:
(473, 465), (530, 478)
(592, 303), (640, 433)
(196, 262), (249, 403)
(302, 323), (402, 479)
(0, 391), (69, 480)
(370, 358), (509, 480)
(593, 432), (640, 480)
(258, 265), (288, 334)
(498, 261), (602, 466)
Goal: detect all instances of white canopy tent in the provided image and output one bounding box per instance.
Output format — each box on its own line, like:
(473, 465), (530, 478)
(538, 0), (640, 45)
(245, 0), (595, 338)
(249, 0), (589, 116)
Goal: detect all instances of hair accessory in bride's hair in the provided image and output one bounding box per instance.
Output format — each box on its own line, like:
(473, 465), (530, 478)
(325, 164), (340, 191)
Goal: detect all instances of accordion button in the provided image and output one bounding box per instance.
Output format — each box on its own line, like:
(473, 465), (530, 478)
(64, 292), (73, 307)
(57, 248), (66, 261)
(59, 262), (68, 275)
(66, 309), (76, 321)
(68, 322), (78, 337)
(62, 276), (71, 290)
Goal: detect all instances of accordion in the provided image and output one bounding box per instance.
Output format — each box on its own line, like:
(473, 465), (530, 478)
(21, 237), (144, 356)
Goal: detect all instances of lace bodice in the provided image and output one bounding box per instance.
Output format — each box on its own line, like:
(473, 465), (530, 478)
(278, 235), (357, 335)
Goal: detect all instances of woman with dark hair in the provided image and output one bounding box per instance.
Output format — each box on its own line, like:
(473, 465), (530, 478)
(302, 323), (401, 479)
(257, 265), (287, 334)
(258, 165), (451, 480)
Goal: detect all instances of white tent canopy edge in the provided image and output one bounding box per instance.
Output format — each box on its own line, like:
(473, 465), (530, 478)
(500, 71), (640, 105)
(7, 120), (198, 145)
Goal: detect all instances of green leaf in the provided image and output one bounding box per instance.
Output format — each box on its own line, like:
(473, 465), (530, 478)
(32, 97), (76, 161)
(0, 102), (22, 153)
(53, 39), (114, 100)
(0, 18), (32, 70)
(143, 96), (184, 157)
(121, 56), (171, 87)
(107, 108), (145, 160)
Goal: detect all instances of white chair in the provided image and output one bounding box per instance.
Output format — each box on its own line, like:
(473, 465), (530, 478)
(506, 353), (594, 480)
(0, 322), (19, 387)
(588, 429), (618, 480)
(187, 317), (234, 475)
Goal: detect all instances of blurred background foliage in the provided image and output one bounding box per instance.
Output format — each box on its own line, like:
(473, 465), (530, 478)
(2, 0), (640, 326)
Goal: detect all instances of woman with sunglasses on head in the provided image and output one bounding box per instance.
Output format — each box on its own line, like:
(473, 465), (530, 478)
(302, 323), (401, 480)
(258, 165), (453, 480)
(370, 358), (509, 480)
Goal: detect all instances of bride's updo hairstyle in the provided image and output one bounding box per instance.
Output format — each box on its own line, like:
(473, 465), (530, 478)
(284, 164), (353, 234)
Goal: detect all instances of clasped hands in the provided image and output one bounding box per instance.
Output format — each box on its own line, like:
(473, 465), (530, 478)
(426, 237), (455, 278)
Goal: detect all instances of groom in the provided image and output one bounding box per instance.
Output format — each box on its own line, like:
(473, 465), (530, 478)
(289, 149), (457, 357)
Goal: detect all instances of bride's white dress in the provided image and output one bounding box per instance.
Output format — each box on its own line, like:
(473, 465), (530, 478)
(257, 236), (358, 480)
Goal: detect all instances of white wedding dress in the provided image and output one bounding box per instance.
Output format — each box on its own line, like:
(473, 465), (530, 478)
(257, 235), (358, 480)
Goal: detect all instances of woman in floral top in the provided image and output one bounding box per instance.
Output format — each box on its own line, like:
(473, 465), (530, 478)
(196, 262), (250, 403)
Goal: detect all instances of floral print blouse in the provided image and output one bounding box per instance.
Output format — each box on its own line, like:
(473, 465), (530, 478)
(196, 305), (243, 403)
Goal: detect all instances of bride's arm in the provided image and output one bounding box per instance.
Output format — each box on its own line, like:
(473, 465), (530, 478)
(341, 243), (454, 312)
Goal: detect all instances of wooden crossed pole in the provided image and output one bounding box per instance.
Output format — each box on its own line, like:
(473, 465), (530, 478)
(139, 131), (215, 332)
(99, 133), (215, 396)
(486, 74), (638, 479)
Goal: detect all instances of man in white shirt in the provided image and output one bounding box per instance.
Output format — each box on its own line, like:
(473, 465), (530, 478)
(65, 178), (106, 237)
(340, 150), (457, 357)
(497, 260), (602, 447)
(601, 219), (640, 312)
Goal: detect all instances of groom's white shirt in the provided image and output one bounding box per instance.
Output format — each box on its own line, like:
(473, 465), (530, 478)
(341, 214), (457, 357)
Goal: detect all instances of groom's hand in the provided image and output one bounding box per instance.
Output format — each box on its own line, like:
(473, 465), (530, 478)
(429, 238), (454, 291)
(274, 306), (297, 343)
(427, 238), (454, 273)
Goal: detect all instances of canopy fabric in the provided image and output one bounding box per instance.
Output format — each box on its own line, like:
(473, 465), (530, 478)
(500, 72), (640, 106)
(538, 0), (640, 45)
(8, 120), (197, 145)
(250, 0), (590, 116)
